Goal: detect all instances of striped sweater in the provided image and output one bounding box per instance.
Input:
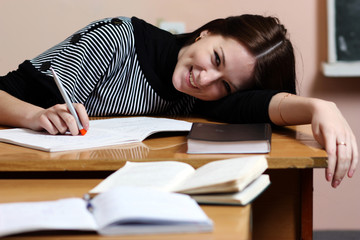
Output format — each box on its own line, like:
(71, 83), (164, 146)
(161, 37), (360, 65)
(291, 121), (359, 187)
(29, 17), (195, 117)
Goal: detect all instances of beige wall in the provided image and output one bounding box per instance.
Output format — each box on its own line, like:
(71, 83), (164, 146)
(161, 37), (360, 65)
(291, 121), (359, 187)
(1, 0), (359, 230)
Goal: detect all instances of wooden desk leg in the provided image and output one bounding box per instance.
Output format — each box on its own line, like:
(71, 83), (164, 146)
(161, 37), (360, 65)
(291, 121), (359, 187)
(252, 169), (301, 240)
(301, 169), (313, 240)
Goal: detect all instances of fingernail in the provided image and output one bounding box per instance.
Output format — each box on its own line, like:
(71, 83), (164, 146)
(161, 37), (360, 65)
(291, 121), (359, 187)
(333, 180), (341, 188)
(348, 170), (355, 178)
(327, 173), (332, 182)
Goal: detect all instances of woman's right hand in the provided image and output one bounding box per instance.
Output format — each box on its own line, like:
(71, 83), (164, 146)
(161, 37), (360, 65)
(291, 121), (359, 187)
(30, 103), (89, 136)
(0, 91), (89, 135)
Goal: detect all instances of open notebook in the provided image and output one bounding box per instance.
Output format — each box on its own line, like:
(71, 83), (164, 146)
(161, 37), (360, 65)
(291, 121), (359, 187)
(0, 117), (192, 152)
(0, 186), (213, 237)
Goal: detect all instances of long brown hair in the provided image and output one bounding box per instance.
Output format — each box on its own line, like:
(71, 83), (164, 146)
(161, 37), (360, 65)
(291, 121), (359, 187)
(177, 14), (296, 94)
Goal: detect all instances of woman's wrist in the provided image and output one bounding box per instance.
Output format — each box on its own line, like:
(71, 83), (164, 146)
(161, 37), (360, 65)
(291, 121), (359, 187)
(22, 106), (45, 131)
(307, 98), (334, 121)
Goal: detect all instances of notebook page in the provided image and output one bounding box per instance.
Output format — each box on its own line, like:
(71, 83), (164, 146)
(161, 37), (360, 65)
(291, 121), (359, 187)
(90, 186), (212, 231)
(89, 161), (195, 194)
(0, 198), (97, 237)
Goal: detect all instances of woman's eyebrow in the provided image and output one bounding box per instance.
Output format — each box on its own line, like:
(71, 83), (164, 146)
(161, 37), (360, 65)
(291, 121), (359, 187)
(220, 47), (226, 67)
(220, 46), (240, 92)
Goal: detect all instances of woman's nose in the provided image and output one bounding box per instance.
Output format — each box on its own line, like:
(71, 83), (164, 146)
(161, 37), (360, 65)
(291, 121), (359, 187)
(198, 69), (221, 87)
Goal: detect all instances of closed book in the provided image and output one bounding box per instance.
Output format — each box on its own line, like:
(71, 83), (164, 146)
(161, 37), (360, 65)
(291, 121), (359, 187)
(191, 174), (270, 206)
(187, 122), (271, 154)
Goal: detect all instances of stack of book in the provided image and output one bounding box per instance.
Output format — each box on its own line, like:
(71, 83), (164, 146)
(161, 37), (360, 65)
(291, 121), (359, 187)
(0, 156), (269, 237)
(90, 156), (270, 206)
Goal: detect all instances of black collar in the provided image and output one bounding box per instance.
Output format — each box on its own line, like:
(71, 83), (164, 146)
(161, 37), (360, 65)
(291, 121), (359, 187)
(131, 17), (186, 100)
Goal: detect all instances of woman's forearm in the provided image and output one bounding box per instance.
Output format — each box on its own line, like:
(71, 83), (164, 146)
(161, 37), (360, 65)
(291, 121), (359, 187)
(0, 90), (44, 130)
(269, 92), (319, 126)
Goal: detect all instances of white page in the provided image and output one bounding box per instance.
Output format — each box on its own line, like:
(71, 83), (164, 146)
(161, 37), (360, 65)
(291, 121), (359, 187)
(0, 117), (192, 152)
(90, 186), (212, 232)
(173, 156), (268, 193)
(0, 198), (97, 237)
(90, 161), (195, 194)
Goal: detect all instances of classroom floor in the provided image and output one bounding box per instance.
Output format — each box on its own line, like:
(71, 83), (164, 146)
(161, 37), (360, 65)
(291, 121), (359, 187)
(313, 231), (360, 240)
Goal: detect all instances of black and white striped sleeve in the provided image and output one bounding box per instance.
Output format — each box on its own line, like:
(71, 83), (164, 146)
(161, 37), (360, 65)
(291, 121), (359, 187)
(30, 17), (135, 106)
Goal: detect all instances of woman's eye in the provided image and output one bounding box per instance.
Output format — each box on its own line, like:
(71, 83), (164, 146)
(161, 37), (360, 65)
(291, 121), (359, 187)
(214, 51), (221, 66)
(223, 81), (231, 94)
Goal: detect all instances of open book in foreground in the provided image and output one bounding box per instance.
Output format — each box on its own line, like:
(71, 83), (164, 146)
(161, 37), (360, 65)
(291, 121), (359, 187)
(90, 156), (270, 205)
(0, 186), (212, 238)
(0, 117), (192, 152)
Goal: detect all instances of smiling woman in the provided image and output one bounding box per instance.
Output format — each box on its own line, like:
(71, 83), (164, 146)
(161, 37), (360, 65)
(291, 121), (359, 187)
(0, 14), (358, 188)
(0, 15), (291, 122)
(175, 15), (296, 93)
(172, 32), (256, 101)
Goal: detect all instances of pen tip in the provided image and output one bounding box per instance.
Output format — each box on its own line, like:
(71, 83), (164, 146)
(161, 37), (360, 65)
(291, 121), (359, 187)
(80, 129), (87, 136)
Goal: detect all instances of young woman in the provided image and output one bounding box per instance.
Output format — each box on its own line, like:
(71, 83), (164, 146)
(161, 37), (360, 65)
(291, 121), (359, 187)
(0, 15), (357, 188)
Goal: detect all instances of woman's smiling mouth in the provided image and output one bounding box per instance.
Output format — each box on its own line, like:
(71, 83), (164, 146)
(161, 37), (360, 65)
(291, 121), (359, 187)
(189, 67), (197, 88)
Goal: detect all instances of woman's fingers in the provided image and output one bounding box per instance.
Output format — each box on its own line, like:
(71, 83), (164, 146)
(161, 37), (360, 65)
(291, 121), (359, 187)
(38, 113), (60, 135)
(37, 103), (88, 136)
(347, 133), (358, 178)
(321, 128), (337, 184)
(325, 129), (358, 188)
(332, 140), (350, 188)
(37, 105), (67, 135)
(73, 103), (89, 131)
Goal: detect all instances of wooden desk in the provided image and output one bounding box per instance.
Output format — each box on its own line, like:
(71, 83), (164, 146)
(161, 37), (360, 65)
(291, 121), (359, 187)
(0, 119), (327, 240)
(0, 179), (251, 240)
(0, 123), (326, 171)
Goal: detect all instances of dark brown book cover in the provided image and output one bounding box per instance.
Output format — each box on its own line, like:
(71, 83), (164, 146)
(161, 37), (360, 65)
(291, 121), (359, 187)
(187, 123), (272, 142)
(187, 123), (272, 154)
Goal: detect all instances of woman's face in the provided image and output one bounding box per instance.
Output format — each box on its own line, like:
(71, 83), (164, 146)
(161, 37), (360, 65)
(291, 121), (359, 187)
(172, 31), (255, 101)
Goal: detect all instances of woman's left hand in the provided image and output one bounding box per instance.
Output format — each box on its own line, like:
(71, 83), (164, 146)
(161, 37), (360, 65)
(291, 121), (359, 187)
(310, 100), (358, 188)
(269, 93), (358, 188)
